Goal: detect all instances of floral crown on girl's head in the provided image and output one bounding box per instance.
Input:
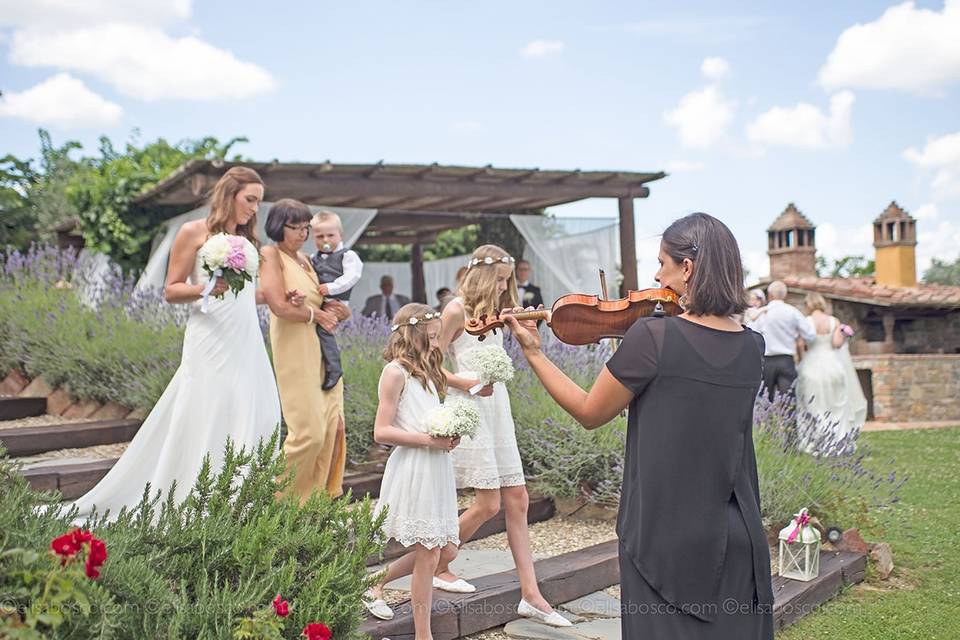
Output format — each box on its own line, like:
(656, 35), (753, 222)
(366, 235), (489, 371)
(467, 255), (515, 269)
(390, 311), (441, 332)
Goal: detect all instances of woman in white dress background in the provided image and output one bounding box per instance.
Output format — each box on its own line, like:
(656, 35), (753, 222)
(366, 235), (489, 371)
(435, 244), (570, 628)
(796, 293), (867, 452)
(72, 167), (282, 520)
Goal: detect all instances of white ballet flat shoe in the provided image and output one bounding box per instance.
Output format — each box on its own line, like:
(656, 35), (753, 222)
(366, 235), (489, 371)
(432, 576), (477, 593)
(363, 590), (394, 620)
(517, 599), (572, 627)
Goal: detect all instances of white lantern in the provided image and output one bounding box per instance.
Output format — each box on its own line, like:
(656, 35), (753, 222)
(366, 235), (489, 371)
(778, 508), (821, 581)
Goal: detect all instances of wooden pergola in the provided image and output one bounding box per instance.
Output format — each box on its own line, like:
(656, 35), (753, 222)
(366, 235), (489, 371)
(135, 160), (666, 302)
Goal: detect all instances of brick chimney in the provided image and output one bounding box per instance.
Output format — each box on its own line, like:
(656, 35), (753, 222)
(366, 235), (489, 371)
(873, 201), (917, 288)
(768, 203), (817, 279)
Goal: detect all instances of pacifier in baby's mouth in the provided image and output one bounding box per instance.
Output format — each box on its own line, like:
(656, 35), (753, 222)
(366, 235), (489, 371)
(320, 242), (334, 253)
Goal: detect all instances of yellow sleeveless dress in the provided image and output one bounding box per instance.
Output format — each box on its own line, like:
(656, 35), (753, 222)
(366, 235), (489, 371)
(269, 250), (346, 500)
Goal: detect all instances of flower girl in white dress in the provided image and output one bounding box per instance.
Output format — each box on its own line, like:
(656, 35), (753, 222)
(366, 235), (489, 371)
(435, 244), (570, 627)
(365, 303), (462, 638)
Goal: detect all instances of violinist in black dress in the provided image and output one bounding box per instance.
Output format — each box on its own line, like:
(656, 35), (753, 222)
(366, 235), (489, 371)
(506, 212), (774, 639)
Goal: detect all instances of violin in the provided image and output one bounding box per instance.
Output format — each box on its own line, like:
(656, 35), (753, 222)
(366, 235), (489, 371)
(464, 287), (683, 346)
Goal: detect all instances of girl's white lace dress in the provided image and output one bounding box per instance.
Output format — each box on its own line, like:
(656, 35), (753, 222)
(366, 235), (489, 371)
(374, 361), (460, 548)
(446, 298), (526, 489)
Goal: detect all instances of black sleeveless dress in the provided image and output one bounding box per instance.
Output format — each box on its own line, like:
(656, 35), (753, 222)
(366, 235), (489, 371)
(606, 316), (774, 639)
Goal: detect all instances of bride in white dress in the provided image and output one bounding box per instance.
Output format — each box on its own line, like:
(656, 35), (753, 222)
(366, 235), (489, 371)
(796, 293), (867, 453)
(72, 167), (282, 521)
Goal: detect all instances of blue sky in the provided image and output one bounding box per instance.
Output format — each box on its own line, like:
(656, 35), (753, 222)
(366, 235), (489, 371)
(2, 1), (959, 282)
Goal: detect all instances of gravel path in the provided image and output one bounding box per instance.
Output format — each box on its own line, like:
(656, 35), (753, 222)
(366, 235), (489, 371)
(0, 415), (98, 430)
(16, 442), (128, 465)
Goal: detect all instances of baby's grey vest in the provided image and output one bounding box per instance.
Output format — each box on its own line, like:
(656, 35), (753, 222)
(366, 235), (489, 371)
(311, 249), (352, 302)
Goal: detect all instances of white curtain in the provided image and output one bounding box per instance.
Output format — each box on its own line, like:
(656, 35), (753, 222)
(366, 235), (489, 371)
(510, 214), (620, 305)
(354, 253), (469, 310)
(135, 203), (377, 292)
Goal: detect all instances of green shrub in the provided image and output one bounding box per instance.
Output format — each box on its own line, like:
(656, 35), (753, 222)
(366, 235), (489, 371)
(0, 434), (384, 639)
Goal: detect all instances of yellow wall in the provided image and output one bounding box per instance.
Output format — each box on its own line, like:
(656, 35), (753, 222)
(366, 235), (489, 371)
(875, 245), (917, 288)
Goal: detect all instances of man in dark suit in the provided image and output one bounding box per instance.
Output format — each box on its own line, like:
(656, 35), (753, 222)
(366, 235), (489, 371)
(515, 259), (544, 309)
(361, 275), (410, 319)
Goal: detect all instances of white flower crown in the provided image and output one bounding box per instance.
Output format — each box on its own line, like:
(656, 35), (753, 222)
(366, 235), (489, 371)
(467, 255), (515, 269)
(391, 311), (440, 332)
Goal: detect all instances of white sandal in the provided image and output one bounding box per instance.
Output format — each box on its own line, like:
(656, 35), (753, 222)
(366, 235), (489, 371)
(363, 590), (394, 620)
(517, 599), (572, 627)
(432, 576), (477, 593)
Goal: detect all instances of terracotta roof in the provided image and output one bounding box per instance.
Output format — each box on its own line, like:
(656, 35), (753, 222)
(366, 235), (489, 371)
(768, 203), (815, 231)
(874, 200), (913, 223)
(779, 275), (960, 309)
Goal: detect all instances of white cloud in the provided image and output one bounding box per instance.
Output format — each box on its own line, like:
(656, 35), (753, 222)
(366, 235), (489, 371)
(663, 85), (736, 149)
(664, 160), (705, 172)
(0, 0), (191, 28)
(744, 249), (769, 281)
(818, 0), (960, 95)
(746, 91), (855, 150)
(521, 40), (564, 58)
(903, 131), (960, 199)
(10, 24), (276, 101)
(914, 203), (940, 220)
(701, 57), (730, 80)
(452, 120), (482, 132)
(918, 219), (960, 272)
(0, 73), (122, 127)
(815, 221), (875, 260)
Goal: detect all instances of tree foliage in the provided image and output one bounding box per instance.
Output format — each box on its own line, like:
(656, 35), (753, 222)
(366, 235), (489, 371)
(922, 256), (960, 285)
(816, 254), (875, 278)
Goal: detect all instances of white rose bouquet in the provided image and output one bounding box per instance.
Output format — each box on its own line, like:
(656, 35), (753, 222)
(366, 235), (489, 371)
(425, 398), (481, 439)
(196, 233), (259, 312)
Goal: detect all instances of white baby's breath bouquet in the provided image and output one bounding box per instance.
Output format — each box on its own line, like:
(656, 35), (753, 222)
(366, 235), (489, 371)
(425, 398), (481, 439)
(464, 345), (515, 386)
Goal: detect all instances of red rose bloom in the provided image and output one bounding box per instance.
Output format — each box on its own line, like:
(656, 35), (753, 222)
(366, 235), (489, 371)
(302, 622), (332, 640)
(84, 537), (108, 579)
(272, 594), (289, 617)
(71, 529), (93, 546)
(51, 533), (80, 559)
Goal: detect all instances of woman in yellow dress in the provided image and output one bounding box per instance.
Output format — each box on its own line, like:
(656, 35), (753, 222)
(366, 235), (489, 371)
(259, 198), (351, 500)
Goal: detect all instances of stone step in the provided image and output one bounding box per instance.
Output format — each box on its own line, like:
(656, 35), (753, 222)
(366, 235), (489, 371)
(362, 546), (867, 639)
(0, 419), (142, 456)
(0, 396), (47, 421)
(362, 539), (621, 640)
(21, 458), (383, 502)
(367, 496), (556, 566)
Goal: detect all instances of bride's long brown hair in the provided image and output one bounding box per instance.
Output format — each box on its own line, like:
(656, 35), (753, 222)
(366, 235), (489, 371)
(382, 303), (447, 399)
(205, 166), (263, 246)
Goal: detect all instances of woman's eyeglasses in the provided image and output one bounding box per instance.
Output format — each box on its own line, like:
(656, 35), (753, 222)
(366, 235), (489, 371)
(284, 224), (310, 233)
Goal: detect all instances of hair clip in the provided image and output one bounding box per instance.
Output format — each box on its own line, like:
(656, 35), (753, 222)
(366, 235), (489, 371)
(391, 311), (440, 332)
(467, 255), (516, 269)
(692, 243), (700, 253)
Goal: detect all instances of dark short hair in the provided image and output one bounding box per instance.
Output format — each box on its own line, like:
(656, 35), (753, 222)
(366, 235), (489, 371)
(264, 198), (312, 242)
(662, 212), (748, 317)
(436, 287), (451, 298)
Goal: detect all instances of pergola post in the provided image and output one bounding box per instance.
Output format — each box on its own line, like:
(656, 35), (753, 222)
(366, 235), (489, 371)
(411, 241), (426, 303)
(618, 197), (639, 295)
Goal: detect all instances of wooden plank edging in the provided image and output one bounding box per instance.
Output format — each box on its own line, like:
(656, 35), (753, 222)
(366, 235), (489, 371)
(0, 419), (142, 456)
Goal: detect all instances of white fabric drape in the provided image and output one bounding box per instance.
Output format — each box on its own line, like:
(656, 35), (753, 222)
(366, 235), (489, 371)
(354, 254), (469, 310)
(510, 214), (620, 305)
(135, 203), (377, 292)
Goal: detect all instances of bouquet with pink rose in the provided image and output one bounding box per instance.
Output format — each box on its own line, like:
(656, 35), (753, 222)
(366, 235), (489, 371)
(197, 233), (259, 312)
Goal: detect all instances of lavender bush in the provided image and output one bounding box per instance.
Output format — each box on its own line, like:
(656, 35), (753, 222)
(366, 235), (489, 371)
(337, 314), (391, 462)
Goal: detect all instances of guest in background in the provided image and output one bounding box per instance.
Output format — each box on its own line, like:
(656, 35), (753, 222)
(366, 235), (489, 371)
(435, 286), (453, 312)
(310, 210), (363, 390)
(362, 275), (410, 319)
(260, 199), (350, 501)
(743, 288), (767, 326)
(515, 259), (544, 309)
(752, 281), (816, 401)
(796, 293), (867, 451)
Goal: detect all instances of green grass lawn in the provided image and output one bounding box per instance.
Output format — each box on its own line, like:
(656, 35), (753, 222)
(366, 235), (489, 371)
(779, 426), (960, 639)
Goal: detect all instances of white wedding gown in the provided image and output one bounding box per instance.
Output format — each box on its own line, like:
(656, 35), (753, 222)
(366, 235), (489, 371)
(796, 316), (867, 452)
(71, 240), (281, 521)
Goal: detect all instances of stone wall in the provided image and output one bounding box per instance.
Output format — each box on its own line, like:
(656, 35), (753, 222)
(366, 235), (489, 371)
(852, 354), (960, 422)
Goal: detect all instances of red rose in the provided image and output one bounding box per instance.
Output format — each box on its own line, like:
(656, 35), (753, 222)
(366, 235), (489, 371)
(84, 538), (108, 579)
(272, 594), (289, 617)
(51, 533), (80, 559)
(302, 622), (332, 640)
(71, 529), (94, 546)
